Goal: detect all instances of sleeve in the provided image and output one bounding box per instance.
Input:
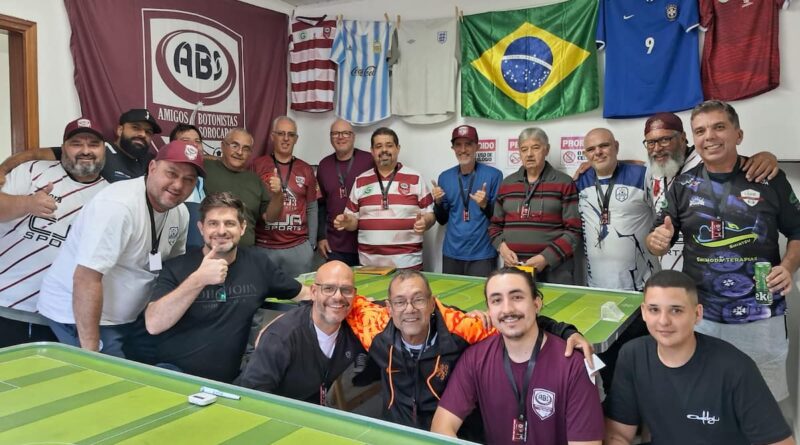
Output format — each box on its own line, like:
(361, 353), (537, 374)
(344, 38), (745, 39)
(433, 172), (450, 226)
(595, 0), (606, 50)
(564, 353), (605, 442)
(258, 180), (270, 218)
(603, 343), (641, 426)
(436, 348), (479, 420)
(329, 20), (346, 65)
(237, 329), (291, 393)
(483, 169), (503, 219)
(76, 200), (131, 274)
(698, 0), (714, 30)
(345, 295), (390, 350)
(734, 355), (793, 444)
(307, 200), (318, 248)
(488, 185), (507, 248)
(258, 251), (302, 299)
(537, 315), (579, 340)
(417, 174), (434, 212)
(436, 298), (495, 344)
(317, 199), (327, 241)
(344, 180), (360, 218)
(540, 181), (581, 268)
(680, 0), (701, 32)
(651, 178), (682, 246)
(0, 161), (34, 195)
(772, 172), (800, 240)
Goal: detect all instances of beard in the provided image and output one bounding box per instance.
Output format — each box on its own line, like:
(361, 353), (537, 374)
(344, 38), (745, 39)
(63, 155), (105, 178)
(119, 134), (150, 158)
(649, 149), (686, 179)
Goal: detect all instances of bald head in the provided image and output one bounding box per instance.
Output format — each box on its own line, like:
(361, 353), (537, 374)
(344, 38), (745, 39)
(330, 119), (356, 158)
(316, 260), (354, 285)
(583, 128), (619, 176)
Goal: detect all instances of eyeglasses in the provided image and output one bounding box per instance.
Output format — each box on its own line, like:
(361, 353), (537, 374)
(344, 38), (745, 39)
(273, 131), (298, 139)
(388, 298), (429, 311)
(330, 131), (354, 138)
(642, 134), (676, 149)
(225, 141), (252, 153)
(314, 283), (356, 297)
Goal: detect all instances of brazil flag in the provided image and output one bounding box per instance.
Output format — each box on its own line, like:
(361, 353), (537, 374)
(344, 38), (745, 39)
(461, 0), (599, 121)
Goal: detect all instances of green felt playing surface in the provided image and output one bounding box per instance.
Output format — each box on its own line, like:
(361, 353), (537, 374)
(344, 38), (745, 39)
(298, 271), (643, 353)
(0, 343), (467, 445)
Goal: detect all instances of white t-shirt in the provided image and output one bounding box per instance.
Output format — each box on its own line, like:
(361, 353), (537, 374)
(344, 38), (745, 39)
(38, 177), (188, 325)
(0, 161), (107, 317)
(314, 324), (339, 359)
(391, 18), (458, 124)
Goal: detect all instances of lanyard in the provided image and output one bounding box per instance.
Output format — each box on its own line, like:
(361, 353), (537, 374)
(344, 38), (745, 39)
(376, 165), (399, 210)
(457, 170), (477, 219)
(524, 163), (548, 205)
(594, 167), (617, 223)
(502, 329), (544, 421)
(145, 192), (168, 255)
(700, 157), (740, 218)
(272, 154), (295, 194)
(336, 155), (355, 192)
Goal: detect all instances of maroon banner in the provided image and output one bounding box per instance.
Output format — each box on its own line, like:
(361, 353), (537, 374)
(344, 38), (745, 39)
(65, 0), (288, 158)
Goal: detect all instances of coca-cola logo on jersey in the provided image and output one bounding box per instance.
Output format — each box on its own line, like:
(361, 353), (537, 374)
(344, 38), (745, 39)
(351, 65), (377, 76)
(143, 9), (245, 149)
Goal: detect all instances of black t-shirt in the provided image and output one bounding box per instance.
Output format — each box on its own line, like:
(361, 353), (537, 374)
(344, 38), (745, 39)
(53, 143), (153, 182)
(151, 247), (301, 382)
(606, 333), (791, 444)
(236, 303), (364, 404)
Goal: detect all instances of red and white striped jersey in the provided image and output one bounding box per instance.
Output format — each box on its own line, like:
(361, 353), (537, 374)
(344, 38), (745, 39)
(289, 16), (338, 112)
(344, 164), (433, 269)
(0, 161), (106, 313)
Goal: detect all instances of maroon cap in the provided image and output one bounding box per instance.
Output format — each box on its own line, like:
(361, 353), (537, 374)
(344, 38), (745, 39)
(63, 117), (104, 142)
(644, 113), (684, 135)
(154, 140), (206, 177)
(451, 125), (479, 144)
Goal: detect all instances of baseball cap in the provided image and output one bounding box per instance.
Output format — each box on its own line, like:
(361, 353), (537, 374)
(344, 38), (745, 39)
(644, 112), (683, 135)
(63, 117), (104, 142)
(119, 108), (162, 134)
(451, 125), (478, 144)
(154, 140), (206, 177)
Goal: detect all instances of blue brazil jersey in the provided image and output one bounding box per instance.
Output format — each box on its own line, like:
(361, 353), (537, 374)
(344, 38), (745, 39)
(597, 0), (703, 118)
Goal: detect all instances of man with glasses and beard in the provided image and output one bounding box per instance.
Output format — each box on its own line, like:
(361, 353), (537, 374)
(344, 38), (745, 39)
(145, 192), (310, 383)
(0, 118), (108, 347)
(0, 108), (162, 185)
(643, 112), (777, 271)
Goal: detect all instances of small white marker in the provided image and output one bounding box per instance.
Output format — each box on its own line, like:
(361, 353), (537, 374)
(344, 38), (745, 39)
(188, 392), (217, 406)
(200, 386), (241, 400)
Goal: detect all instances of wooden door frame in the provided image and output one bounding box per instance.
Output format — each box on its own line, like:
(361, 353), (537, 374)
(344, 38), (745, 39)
(0, 13), (38, 152)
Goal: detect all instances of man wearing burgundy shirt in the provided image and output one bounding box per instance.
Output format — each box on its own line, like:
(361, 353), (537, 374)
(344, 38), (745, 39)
(315, 119), (373, 266)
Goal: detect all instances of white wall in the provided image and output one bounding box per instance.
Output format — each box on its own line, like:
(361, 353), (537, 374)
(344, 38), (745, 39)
(0, 30), (10, 160)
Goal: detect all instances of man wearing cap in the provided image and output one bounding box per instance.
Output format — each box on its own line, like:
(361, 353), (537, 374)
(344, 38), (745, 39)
(0, 118), (108, 347)
(643, 111), (777, 271)
(431, 125), (503, 276)
(37, 140), (204, 358)
(315, 119), (374, 266)
(203, 128), (282, 247)
(251, 116), (320, 278)
(0, 108), (162, 185)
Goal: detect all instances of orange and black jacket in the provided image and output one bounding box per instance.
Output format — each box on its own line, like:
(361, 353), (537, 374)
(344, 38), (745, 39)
(346, 295), (579, 431)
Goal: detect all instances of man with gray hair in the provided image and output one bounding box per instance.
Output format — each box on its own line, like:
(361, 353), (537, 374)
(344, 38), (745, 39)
(489, 127), (581, 284)
(252, 116), (320, 278)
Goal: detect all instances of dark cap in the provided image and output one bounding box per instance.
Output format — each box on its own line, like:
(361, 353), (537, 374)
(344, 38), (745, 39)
(154, 140), (206, 177)
(451, 125), (479, 144)
(644, 113), (683, 136)
(63, 117), (104, 142)
(119, 108), (162, 134)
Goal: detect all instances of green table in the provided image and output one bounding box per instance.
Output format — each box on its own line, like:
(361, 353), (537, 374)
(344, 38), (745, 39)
(0, 343), (468, 444)
(293, 271), (643, 353)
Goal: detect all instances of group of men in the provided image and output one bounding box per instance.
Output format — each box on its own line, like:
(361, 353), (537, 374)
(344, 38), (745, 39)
(0, 98), (798, 444)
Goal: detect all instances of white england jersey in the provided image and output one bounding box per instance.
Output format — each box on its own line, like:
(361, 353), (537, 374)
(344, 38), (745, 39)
(576, 163), (659, 291)
(391, 18), (458, 124)
(0, 161), (106, 313)
(330, 20), (394, 126)
(645, 147), (700, 271)
(290, 15), (338, 112)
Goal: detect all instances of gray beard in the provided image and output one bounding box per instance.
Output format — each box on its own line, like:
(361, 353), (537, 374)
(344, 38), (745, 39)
(650, 157), (682, 179)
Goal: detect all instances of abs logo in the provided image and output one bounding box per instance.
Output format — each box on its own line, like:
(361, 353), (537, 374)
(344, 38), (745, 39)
(143, 10), (245, 145)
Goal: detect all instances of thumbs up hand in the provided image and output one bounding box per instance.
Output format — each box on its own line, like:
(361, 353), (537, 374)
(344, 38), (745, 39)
(27, 182), (58, 218)
(413, 211), (428, 233)
(195, 245), (228, 286)
(469, 182), (489, 208)
(268, 167), (282, 195)
(648, 216), (675, 256)
(430, 180), (445, 204)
